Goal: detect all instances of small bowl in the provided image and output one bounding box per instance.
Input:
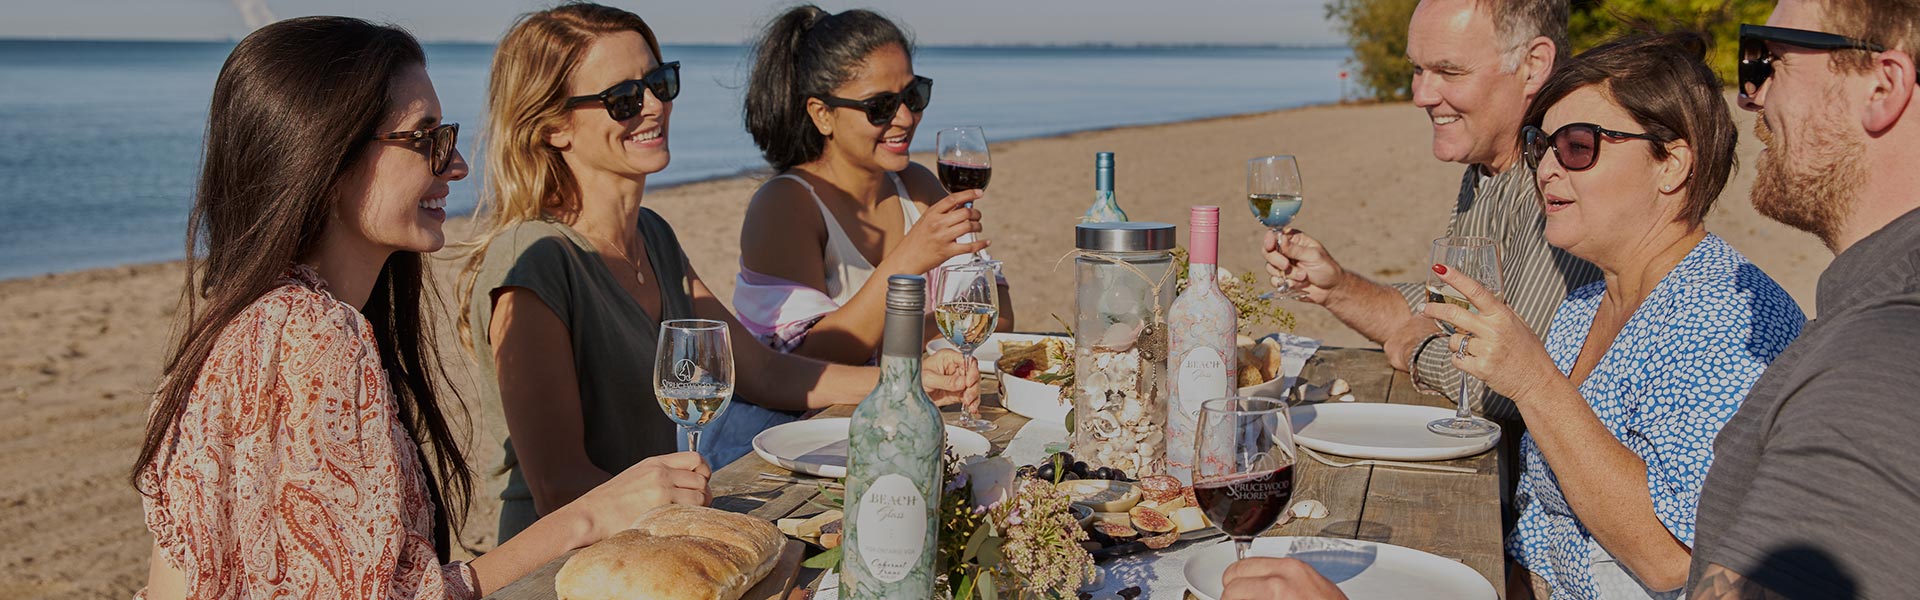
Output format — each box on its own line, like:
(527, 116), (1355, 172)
(1069, 503), (1094, 527)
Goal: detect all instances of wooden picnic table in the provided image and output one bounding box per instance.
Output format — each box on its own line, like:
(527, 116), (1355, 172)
(486, 347), (1506, 599)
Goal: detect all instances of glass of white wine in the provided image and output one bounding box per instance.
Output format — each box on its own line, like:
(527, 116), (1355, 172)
(1248, 155), (1307, 300)
(935, 260), (1001, 432)
(654, 319), (734, 454)
(1423, 236), (1501, 438)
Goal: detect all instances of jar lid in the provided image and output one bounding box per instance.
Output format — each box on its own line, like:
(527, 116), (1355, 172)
(1076, 222), (1175, 252)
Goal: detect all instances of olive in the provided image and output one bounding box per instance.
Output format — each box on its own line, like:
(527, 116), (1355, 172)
(1069, 460), (1091, 477)
(1054, 451), (1076, 465)
(1035, 463), (1056, 482)
(1092, 466), (1117, 481)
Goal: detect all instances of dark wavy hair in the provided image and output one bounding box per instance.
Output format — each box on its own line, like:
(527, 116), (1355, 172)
(133, 16), (473, 533)
(744, 5), (914, 171)
(1523, 31), (1737, 226)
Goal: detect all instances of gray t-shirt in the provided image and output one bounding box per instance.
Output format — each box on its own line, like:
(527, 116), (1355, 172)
(468, 210), (695, 541)
(1687, 207), (1920, 598)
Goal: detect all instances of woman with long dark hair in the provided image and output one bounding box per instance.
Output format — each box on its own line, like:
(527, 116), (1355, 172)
(132, 16), (708, 598)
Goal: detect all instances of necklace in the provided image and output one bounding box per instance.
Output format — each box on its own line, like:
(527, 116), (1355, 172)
(581, 230), (647, 286)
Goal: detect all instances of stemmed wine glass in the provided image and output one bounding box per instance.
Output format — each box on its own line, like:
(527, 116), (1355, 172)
(1422, 236), (1502, 438)
(1247, 156), (1307, 299)
(1194, 396), (1297, 561)
(937, 126), (991, 261)
(654, 319), (735, 454)
(934, 260), (1001, 432)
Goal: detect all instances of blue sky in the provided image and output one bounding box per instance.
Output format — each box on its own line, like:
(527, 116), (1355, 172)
(0, 0), (1344, 45)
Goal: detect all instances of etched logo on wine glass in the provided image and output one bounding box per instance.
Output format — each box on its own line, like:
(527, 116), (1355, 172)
(672, 358), (697, 384)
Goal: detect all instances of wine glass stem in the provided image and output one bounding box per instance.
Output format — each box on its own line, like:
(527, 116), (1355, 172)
(964, 353), (982, 421)
(685, 427), (702, 455)
(1234, 538), (1253, 561)
(1456, 374), (1475, 420)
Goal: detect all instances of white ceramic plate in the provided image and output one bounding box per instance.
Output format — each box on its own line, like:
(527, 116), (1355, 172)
(751, 417), (992, 479)
(1290, 403), (1498, 462)
(1185, 537), (1496, 600)
(926, 332), (1066, 374)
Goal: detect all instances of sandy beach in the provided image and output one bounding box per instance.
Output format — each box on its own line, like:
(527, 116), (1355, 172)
(0, 99), (1829, 597)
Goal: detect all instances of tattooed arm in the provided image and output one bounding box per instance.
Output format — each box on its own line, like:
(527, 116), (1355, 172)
(1689, 563), (1790, 600)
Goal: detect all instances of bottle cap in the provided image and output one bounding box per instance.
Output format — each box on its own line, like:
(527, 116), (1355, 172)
(1189, 205), (1219, 230)
(886, 275), (926, 313)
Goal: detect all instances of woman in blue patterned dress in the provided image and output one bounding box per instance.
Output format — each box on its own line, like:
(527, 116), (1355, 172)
(1422, 33), (1805, 599)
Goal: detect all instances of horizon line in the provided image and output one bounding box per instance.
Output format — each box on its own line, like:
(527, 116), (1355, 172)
(0, 36), (1348, 50)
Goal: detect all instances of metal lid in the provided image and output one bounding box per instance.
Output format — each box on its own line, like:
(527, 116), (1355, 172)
(885, 274), (926, 312)
(1076, 222), (1175, 252)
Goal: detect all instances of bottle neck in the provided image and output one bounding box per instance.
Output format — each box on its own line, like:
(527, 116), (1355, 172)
(1188, 227), (1218, 267)
(1096, 166), (1114, 193)
(879, 308), (925, 379)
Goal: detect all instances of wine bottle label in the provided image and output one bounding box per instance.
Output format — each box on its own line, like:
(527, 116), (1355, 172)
(854, 474), (928, 583)
(1176, 347), (1230, 414)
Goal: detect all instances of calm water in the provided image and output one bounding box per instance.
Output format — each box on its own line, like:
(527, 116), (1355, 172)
(0, 40), (1349, 280)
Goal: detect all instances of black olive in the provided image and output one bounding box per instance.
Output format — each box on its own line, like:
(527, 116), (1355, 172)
(1035, 463), (1056, 481)
(1092, 466), (1117, 481)
(1069, 460), (1090, 477)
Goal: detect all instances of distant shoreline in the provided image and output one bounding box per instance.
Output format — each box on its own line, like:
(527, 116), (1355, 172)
(0, 38), (1349, 51)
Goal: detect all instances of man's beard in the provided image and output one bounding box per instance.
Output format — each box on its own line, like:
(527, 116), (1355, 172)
(1750, 98), (1867, 248)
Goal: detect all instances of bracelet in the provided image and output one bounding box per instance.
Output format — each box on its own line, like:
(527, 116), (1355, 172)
(1408, 333), (1447, 394)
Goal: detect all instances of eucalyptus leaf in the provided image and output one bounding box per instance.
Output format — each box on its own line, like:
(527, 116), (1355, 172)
(979, 571), (998, 600)
(963, 522), (991, 562)
(956, 571), (976, 600)
(800, 546), (842, 570)
(980, 535), (1005, 566)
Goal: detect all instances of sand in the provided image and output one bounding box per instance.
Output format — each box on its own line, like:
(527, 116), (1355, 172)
(0, 99), (1829, 597)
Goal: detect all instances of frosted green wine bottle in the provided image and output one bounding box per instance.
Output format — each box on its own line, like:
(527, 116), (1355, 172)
(841, 275), (944, 599)
(1082, 151), (1129, 223)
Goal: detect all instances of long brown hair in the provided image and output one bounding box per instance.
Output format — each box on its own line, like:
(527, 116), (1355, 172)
(133, 16), (473, 527)
(455, 2), (662, 353)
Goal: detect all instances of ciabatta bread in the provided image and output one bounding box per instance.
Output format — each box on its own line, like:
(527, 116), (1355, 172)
(556, 505), (784, 600)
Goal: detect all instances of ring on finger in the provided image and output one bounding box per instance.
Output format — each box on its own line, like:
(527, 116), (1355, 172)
(1456, 332), (1475, 357)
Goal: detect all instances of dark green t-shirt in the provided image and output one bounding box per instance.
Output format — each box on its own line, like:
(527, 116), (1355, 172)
(467, 209), (694, 541)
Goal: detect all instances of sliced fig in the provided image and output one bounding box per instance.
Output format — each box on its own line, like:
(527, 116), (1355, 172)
(1140, 529), (1181, 550)
(1129, 505), (1174, 534)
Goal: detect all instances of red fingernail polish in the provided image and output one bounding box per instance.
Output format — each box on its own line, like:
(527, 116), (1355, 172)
(1432, 264), (1448, 275)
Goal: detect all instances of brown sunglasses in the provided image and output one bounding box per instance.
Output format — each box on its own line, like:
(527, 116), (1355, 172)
(371, 122), (459, 176)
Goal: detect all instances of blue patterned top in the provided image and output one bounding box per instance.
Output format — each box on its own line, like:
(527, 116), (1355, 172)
(1508, 235), (1804, 599)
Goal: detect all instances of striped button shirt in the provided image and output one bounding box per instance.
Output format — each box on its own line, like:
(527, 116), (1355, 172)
(1391, 163), (1602, 423)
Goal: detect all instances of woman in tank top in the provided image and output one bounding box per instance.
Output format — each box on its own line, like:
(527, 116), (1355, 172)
(455, 4), (982, 543)
(733, 5), (1018, 364)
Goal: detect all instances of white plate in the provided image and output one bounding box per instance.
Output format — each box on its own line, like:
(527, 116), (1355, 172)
(926, 332), (1066, 374)
(751, 417), (992, 479)
(1290, 403), (1498, 462)
(1184, 537), (1496, 600)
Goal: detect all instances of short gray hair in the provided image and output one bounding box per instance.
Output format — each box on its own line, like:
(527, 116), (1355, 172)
(1483, 0), (1568, 72)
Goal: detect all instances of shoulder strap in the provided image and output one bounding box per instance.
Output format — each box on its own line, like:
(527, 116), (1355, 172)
(889, 171), (924, 226)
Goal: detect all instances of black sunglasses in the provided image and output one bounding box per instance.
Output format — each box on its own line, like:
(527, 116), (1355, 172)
(1739, 24), (1895, 99)
(564, 61), (680, 121)
(1522, 122), (1662, 173)
(371, 122), (459, 176)
(817, 76), (933, 126)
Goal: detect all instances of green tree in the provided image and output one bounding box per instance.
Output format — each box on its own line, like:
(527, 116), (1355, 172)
(1326, 0), (1422, 101)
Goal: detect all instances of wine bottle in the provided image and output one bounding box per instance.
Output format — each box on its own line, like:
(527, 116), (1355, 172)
(1081, 152), (1129, 223)
(1166, 206), (1238, 485)
(841, 275), (943, 599)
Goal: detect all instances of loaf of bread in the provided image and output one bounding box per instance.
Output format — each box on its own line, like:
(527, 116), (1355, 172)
(556, 505), (785, 600)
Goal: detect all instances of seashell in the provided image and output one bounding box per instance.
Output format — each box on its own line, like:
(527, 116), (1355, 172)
(1339, 394), (1357, 402)
(1289, 499), (1330, 520)
(1330, 379), (1351, 397)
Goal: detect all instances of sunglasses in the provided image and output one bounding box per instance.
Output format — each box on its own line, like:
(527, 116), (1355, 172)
(1522, 122), (1662, 173)
(371, 122), (459, 176)
(564, 61), (681, 121)
(817, 76), (933, 126)
(1739, 24), (1894, 99)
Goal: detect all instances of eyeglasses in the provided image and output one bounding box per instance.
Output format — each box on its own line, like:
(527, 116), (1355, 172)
(817, 76), (933, 126)
(564, 61), (681, 122)
(1522, 122), (1662, 172)
(371, 122), (459, 176)
(1739, 24), (1893, 99)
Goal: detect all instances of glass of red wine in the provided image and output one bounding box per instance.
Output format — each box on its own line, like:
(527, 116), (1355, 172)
(1194, 396), (1297, 561)
(936, 126), (991, 263)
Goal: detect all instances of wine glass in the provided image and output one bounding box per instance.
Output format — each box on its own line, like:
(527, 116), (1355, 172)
(1248, 156), (1307, 300)
(1194, 396), (1296, 561)
(938, 126), (991, 262)
(934, 260), (1001, 432)
(654, 319), (735, 454)
(1423, 236), (1502, 438)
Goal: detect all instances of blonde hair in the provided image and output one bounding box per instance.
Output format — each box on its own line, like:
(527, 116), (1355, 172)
(455, 2), (662, 354)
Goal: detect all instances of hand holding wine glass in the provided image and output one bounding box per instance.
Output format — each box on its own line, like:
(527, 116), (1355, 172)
(1418, 237), (1502, 438)
(1195, 396), (1297, 561)
(1421, 260), (1563, 416)
(934, 260), (1001, 432)
(937, 126), (991, 262)
(1247, 156), (1307, 300)
(654, 319), (734, 454)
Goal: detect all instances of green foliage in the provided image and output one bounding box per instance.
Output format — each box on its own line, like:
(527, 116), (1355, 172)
(1325, 0), (1423, 101)
(1569, 0), (1774, 84)
(1323, 0), (1774, 99)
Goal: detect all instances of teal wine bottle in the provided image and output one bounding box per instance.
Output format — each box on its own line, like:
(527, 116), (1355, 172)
(841, 275), (944, 599)
(1082, 151), (1130, 223)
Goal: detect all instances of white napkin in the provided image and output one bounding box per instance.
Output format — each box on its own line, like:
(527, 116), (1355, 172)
(1001, 416), (1069, 467)
(1268, 332), (1322, 395)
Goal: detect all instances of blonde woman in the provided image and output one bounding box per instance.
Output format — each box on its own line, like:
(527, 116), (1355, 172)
(457, 3), (980, 543)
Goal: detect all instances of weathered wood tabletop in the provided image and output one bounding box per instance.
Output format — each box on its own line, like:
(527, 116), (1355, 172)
(486, 347), (1506, 599)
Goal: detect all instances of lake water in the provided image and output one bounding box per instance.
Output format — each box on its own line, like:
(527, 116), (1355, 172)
(0, 40), (1350, 280)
